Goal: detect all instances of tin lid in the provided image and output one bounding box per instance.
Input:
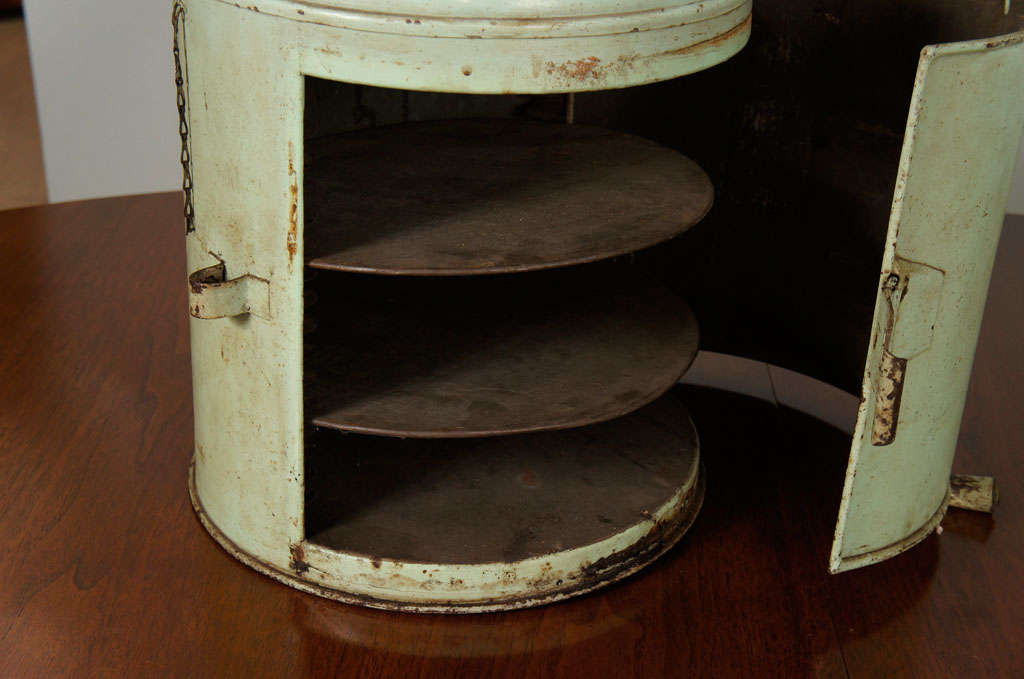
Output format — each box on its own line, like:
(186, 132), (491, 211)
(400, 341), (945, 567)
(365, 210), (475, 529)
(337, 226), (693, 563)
(299, 0), (725, 21)
(215, 0), (751, 91)
(235, 0), (750, 39)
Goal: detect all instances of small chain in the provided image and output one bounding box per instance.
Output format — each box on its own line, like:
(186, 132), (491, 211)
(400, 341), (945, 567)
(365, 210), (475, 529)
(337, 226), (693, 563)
(172, 1), (195, 233)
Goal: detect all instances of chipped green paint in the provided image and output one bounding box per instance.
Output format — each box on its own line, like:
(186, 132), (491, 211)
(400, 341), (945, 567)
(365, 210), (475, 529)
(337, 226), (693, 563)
(831, 31), (1024, 573)
(182, 0), (747, 611)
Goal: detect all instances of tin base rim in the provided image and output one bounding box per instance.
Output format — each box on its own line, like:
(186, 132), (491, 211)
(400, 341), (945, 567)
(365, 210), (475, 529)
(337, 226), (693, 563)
(188, 456), (704, 613)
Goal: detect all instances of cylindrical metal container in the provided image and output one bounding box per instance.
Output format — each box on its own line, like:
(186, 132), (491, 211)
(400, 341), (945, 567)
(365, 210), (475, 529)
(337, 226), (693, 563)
(179, 0), (750, 612)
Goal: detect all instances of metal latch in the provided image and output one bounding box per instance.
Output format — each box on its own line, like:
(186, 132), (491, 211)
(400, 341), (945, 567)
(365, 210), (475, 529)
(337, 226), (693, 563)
(188, 261), (271, 319)
(871, 258), (945, 445)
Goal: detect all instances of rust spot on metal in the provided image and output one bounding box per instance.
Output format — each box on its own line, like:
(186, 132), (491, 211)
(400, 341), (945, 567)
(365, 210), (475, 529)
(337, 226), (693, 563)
(192, 464), (702, 613)
(871, 351), (907, 445)
(287, 142), (299, 264)
(541, 15), (749, 86)
(870, 270), (909, 445)
(546, 56), (603, 82)
(576, 515), (676, 587)
(949, 474), (999, 513)
(661, 15), (752, 57)
(189, 262), (226, 294)
(985, 33), (1024, 50)
(951, 475), (984, 494)
(290, 544), (310, 574)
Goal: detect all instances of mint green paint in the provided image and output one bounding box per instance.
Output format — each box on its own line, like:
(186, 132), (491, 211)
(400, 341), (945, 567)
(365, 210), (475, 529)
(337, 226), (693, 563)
(831, 31), (1024, 572)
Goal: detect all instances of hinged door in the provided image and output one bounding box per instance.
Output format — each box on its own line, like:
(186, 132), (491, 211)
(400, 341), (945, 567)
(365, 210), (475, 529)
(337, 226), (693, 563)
(831, 32), (1024, 572)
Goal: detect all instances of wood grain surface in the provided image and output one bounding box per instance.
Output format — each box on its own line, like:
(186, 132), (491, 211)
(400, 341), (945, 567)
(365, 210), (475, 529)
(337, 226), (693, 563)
(0, 194), (1021, 677)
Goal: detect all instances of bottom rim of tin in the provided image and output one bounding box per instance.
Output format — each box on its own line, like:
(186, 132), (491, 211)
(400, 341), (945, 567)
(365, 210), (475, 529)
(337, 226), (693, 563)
(188, 456), (704, 614)
(829, 489), (950, 574)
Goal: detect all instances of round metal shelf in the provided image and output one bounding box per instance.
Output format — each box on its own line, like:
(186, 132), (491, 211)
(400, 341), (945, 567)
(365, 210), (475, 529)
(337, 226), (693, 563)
(306, 273), (699, 438)
(305, 119), (713, 276)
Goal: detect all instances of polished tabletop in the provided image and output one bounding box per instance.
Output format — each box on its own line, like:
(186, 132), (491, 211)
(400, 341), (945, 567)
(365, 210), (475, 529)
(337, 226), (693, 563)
(0, 194), (1021, 677)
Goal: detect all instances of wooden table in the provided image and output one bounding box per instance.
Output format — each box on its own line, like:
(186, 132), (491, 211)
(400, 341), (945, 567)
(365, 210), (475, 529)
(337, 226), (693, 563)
(1, 194), (1021, 678)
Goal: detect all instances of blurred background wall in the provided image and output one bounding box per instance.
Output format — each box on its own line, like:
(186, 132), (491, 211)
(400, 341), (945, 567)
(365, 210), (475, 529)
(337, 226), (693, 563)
(20, 0), (179, 205)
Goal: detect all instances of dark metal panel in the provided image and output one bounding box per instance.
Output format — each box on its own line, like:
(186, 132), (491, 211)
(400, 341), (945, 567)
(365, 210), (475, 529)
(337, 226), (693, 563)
(572, 0), (1023, 393)
(305, 119), (713, 276)
(303, 1), (1021, 393)
(306, 271), (698, 438)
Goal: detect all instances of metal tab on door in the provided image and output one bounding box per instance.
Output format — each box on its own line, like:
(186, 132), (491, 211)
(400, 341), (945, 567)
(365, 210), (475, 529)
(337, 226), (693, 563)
(871, 259), (945, 445)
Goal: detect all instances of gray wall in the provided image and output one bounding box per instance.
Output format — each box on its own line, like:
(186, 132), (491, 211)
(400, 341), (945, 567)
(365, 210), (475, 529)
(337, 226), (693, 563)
(24, 0), (179, 204)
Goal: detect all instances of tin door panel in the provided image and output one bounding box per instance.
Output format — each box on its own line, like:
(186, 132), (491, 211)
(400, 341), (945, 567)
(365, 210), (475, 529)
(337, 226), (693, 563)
(830, 32), (1024, 572)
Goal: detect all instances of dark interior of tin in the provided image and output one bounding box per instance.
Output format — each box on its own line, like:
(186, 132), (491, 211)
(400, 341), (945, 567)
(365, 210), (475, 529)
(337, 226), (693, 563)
(300, 0), (1023, 552)
(303, 0), (1021, 394)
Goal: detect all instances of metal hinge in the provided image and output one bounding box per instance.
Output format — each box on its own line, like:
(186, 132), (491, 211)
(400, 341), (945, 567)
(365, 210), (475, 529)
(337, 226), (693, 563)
(188, 262), (272, 320)
(871, 258), (945, 445)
